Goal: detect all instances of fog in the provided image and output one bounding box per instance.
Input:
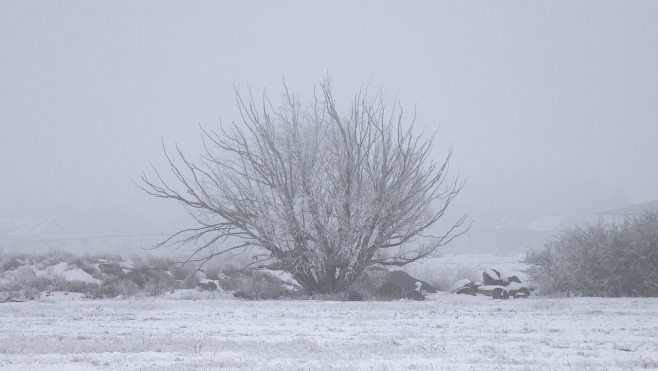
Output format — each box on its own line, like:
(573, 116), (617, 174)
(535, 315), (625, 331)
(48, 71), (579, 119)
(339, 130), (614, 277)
(1, 2), (657, 251)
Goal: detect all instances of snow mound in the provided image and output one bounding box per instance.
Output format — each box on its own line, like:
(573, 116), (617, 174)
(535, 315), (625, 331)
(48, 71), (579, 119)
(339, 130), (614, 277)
(62, 269), (101, 284)
(506, 282), (526, 291)
(31, 262), (101, 284)
(483, 269), (501, 280)
(50, 262), (69, 275)
(258, 269), (300, 287)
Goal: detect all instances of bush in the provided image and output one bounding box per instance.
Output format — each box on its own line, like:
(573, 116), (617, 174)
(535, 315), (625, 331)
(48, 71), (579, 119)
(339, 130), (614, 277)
(1, 253), (28, 273)
(524, 210), (658, 297)
(85, 278), (141, 299)
(219, 268), (303, 300)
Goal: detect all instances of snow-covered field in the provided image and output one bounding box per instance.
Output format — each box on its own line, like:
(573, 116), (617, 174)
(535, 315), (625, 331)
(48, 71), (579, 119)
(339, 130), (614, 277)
(1, 292), (657, 370)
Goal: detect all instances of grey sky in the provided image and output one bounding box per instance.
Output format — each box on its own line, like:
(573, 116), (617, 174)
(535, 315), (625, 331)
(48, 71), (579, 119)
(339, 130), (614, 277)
(1, 1), (657, 226)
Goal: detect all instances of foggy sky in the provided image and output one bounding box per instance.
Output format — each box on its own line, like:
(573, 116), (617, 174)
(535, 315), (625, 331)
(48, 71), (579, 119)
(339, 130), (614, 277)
(1, 1), (657, 228)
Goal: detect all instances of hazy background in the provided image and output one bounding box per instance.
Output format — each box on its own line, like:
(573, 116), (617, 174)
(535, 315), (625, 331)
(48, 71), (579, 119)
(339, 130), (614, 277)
(1, 1), (657, 252)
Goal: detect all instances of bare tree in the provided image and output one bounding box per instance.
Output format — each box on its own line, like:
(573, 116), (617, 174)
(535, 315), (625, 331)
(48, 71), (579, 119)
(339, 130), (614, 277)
(140, 78), (467, 294)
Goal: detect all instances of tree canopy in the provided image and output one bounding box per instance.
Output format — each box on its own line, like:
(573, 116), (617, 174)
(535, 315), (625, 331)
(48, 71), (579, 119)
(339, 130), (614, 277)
(140, 78), (467, 294)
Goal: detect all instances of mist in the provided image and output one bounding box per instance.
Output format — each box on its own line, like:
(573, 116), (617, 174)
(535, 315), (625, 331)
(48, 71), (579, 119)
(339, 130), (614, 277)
(2, 1), (657, 253)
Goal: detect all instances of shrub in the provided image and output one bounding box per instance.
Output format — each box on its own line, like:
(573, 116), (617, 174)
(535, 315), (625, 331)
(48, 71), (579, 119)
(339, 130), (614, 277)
(1, 253), (28, 273)
(85, 278), (141, 299)
(219, 268), (303, 300)
(525, 210), (658, 297)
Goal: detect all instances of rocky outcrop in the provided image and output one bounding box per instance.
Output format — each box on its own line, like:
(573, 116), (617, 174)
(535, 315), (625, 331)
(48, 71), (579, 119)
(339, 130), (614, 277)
(383, 271), (437, 293)
(451, 270), (530, 299)
(375, 282), (404, 299)
(478, 271), (530, 299)
(505, 282), (530, 298)
(506, 275), (522, 284)
(449, 279), (478, 296)
(374, 271), (436, 300)
(482, 269), (505, 286)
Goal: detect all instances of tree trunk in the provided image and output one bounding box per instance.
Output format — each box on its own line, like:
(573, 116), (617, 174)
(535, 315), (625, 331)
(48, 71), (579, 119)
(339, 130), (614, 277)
(291, 265), (366, 295)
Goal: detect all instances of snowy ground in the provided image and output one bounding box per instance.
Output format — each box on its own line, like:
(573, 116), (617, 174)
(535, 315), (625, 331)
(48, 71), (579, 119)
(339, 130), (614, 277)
(1, 293), (657, 371)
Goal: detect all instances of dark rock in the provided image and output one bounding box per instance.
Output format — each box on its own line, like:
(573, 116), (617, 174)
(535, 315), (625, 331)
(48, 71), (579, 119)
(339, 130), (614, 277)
(455, 286), (477, 296)
(476, 285), (498, 296)
(506, 282), (530, 298)
(505, 275), (522, 285)
(364, 266), (389, 284)
(492, 287), (509, 300)
(351, 272), (374, 293)
(375, 282), (404, 300)
(383, 271), (437, 293)
(450, 279), (477, 296)
(405, 290), (425, 301)
(483, 269), (505, 286)
(352, 266), (389, 295)
(233, 290), (253, 300)
(347, 291), (363, 301)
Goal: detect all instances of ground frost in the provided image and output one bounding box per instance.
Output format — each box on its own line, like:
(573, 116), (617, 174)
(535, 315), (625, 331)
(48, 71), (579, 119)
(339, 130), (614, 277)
(0, 294), (656, 370)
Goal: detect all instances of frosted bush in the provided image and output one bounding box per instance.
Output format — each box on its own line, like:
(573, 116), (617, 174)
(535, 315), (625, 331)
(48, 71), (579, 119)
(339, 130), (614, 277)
(525, 210), (658, 297)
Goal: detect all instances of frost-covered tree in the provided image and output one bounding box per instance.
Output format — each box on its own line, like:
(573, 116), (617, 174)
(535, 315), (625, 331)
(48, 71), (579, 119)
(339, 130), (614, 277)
(140, 78), (467, 294)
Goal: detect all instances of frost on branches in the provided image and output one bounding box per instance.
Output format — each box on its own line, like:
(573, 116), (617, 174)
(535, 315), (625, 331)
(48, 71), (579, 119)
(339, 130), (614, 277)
(140, 78), (467, 294)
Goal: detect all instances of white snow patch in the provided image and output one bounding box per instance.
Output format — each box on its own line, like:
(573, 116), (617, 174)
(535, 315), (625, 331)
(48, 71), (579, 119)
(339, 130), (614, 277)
(258, 269), (300, 287)
(505, 282), (526, 291)
(29, 262), (100, 284)
(483, 269), (501, 280)
(49, 262), (68, 275)
(61, 269), (101, 284)
(34, 270), (49, 278)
